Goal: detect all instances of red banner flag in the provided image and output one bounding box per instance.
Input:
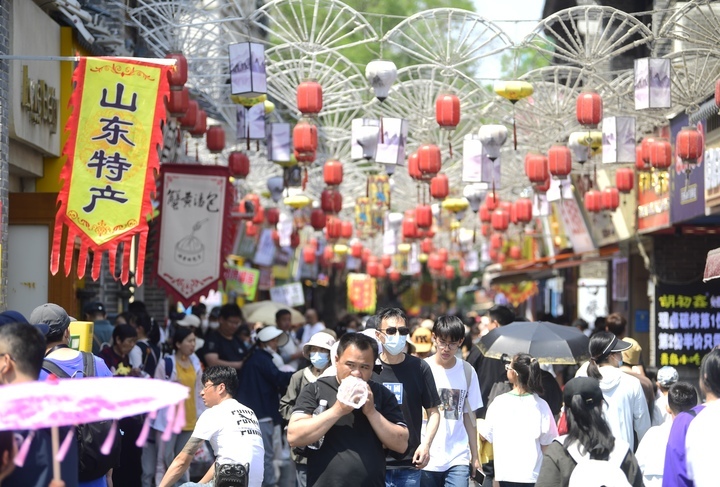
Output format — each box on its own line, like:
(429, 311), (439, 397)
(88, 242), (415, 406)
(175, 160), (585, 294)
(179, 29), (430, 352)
(51, 57), (171, 285)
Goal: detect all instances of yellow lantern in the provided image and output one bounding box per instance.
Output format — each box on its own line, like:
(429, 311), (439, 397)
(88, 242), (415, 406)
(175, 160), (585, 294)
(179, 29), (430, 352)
(398, 243), (412, 254)
(418, 253), (428, 264)
(283, 195), (312, 210)
(231, 93), (267, 107)
(264, 100), (275, 114)
(275, 153), (298, 168)
(494, 80), (534, 150)
(334, 244), (348, 256)
(578, 131), (603, 157)
(441, 198), (469, 213)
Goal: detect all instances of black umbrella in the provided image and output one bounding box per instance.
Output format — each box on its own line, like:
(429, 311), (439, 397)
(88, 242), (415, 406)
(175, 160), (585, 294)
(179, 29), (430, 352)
(478, 321), (590, 365)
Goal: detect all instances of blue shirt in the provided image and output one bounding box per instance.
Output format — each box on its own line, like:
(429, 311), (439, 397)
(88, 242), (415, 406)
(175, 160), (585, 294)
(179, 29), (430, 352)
(662, 404), (705, 487)
(237, 348), (293, 424)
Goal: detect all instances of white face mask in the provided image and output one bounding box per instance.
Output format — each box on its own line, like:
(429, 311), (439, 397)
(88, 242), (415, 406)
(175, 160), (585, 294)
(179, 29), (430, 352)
(310, 352), (330, 369)
(208, 320), (220, 330)
(383, 334), (407, 356)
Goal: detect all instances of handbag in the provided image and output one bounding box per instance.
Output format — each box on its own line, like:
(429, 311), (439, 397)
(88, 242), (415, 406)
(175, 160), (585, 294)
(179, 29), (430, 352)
(214, 462), (249, 487)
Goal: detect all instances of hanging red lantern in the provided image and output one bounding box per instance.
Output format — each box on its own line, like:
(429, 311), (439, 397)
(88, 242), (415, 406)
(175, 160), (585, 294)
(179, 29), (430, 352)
(310, 209), (326, 231)
(251, 205), (265, 225)
(290, 231), (300, 248)
(430, 174), (449, 200)
(402, 216), (419, 240)
(206, 126), (225, 153)
(381, 254), (393, 269)
(481, 223), (491, 237)
(444, 264), (455, 280)
(601, 187), (620, 211)
(515, 198), (533, 223)
(576, 91), (603, 127)
(367, 257), (380, 278)
(548, 145), (573, 179)
(585, 190), (602, 213)
(350, 241), (363, 258)
(491, 208), (510, 231)
(265, 207), (280, 225)
(377, 265), (387, 279)
(436, 94), (461, 129)
(616, 168), (634, 193)
(650, 139), (672, 169)
(641, 137), (656, 166)
(489, 248), (498, 261)
(635, 145), (648, 171)
(497, 252), (506, 264)
(407, 152), (423, 180)
(437, 248), (449, 263)
(418, 144), (442, 177)
(340, 221), (353, 239)
(419, 238), (433, 255)
(676, 126), (704, 164)
(361, 248), (372, 264)
(428, 253), (443, 272)
(389, 269), (401, 282)
(485, 192), (500, 211)
(179, 99), (199, 130)
(490, 233), (504, 250)
(303, 246), (316, 264)
(323, 160), (343, 186)
(294, 150), (316, 164)
(189, 109), (207, 138)
(167, 87), (189, 118)
(245, 221), (258, 237)
(297, 81), (323, 116)
(509, 202), (518, 225)
(166, 52), (188, 90)
(321, 189), (342, 214)
(416, 205), (433, 229)
(322, 245), (334, 264)
(479, 203), (491, 223)
(509, 245), (522, 260)
(534, 176), (551, 194)
(525, 153), (549, 183)
(228, 151), (250, 179)
(293, 121), (318, 154)
(326, 217), (342, 240)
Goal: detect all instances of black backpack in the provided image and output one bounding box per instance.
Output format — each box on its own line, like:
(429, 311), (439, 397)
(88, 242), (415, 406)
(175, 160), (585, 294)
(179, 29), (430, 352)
(42, 352), (122, 482)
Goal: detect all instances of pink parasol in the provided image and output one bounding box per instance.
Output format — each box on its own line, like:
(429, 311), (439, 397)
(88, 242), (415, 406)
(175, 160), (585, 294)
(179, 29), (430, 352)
(0, 377), (189, 481)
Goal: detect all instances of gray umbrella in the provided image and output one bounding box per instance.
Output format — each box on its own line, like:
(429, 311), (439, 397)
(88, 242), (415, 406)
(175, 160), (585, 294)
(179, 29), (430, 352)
(479, 321), (590, 365)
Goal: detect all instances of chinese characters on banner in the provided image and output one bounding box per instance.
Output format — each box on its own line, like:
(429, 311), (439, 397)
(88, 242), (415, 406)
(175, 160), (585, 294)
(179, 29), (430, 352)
(347, 273), (377, 314)
(655, 281), (720, 367)
(220, 263), (260, 301)
(156, 164), (234, 306)
(51, 58), (171, 284)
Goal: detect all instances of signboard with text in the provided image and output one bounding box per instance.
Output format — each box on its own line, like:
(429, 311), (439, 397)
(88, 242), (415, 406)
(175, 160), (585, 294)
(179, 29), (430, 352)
(670, 115), (705, 224)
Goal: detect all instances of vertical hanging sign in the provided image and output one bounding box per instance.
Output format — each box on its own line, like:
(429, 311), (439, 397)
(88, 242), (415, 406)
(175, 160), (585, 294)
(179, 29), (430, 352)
(51, 57), (171, 284)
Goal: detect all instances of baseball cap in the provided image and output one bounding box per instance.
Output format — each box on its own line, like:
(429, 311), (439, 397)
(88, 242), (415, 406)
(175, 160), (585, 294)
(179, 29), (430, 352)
(176, 314), (201, 328)
(303, 331), (336, 358)
(657, 366), (679, 387)
(621, 337), (642, 366)
(257, 326), (289, 347)
(410, 327), (432, 353)
(563, 377), (604, 409)
(29, 303), (71, 336)
(0, 310), (29, 327)
(83, 302), (106, 315)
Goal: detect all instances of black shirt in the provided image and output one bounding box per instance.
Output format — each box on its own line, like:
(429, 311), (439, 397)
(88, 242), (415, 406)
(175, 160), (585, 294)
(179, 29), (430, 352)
(4, 428), (79, 487)
(466, 344), (506, 418)
(294, 376), (406, 487)
(378, 354), (441, 468)
(201, 330), (246, 366)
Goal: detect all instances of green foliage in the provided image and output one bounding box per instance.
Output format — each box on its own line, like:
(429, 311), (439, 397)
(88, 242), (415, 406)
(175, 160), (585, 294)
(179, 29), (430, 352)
(498, 46), (551, 78)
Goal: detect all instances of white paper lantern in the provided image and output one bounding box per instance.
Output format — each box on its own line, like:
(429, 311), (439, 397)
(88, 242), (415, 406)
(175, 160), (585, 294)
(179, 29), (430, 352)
(365, 60), (397, 101)
(568, 132), (591, 164)
(352, 119), (380, 160)
(478, 125), (508, 161)
(229, 42), (267, 98)
(601, 116), (636, 164)
(634, 58), (671, 110)
(267, 123), (291, 163)
(237, 104), (265, 141)
(387, 212), (404, 231)
(463, 184), (486, 213)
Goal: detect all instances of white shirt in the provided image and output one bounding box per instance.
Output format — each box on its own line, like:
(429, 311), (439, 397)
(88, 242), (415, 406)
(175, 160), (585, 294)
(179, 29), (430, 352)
(422, 358), (483, 472)
(300, 322), (326, 346)
(686, 400), (720, 487)
(635, 420), (673, 487)
(481, 392), (557, 482)
(191, 398), (265, 487)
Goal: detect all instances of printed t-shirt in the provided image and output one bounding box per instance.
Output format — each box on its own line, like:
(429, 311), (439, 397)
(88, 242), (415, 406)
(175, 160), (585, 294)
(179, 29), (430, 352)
(422, 358), (483, 472)
(191, 398), (265, 487)
(203, 331), (246, 364)
(293, 376), (406, 487)
(176, 360), (198, 431)
(378, 354), (440, 468)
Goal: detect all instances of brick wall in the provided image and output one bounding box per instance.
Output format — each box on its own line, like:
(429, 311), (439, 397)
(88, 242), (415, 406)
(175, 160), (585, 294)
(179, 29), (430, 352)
(0, 0), (9, 309)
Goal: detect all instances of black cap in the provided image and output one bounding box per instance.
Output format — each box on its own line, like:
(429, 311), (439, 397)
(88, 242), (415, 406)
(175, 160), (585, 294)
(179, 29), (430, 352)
(29, 303), (71, 337)
(563, 377), (604, 409)
(0, 310), (29, 327)
(83, 302), (106, 316)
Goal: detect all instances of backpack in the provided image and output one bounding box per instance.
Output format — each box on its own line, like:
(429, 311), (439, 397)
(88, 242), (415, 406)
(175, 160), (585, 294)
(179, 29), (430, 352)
(560, 435), (632, 487)
(164, 356), (174, 380)
(42, 352), (122, 482)
(136, 341), (159, 378)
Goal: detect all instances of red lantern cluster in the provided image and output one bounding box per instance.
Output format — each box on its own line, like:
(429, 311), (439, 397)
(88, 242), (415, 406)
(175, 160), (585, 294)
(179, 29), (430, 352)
(601, 187), (620, 212)
(189, 109), (207, 138)
(635, 144), (648, 171)
(650, 139), (672, 169)
(616, 168), (634, 193)
(479, 203), (491, 223)
(640, 137), (656, 168)
(323, 160), (343, 186)
(436, 94), (461, 129)
(430, 174), (449, 200)
(525, 154), (549, 183)
(321, 189), (342, 214)
(167, 87), (189, 118)
(676, 126), (704, 164)
(293, 121), (318, 161)
(418, 144), (442, 177)
(179, 100), (199, 130)
(166, 52), (188, 90)
(491, 208), (510, 231)
(265, 207), (280, 225)
(416, 205), (433, 229)
(310, 208), (326, 231)
(402, 213), (419, 240)
(576, 91), (603, 127)
(485, 193), (500, 211)
(490, 233), (504, 250)
(303, 245), (316, 264)
(351, 241), (363, 258)
(297, 81), (323, 116)
(585, 190), (602, 213)
(326, 217), (343, 240)
(228, 151), (250, 179)
(514, 198), (533, 223)
(420, 237), (434, 254)
(534, 176), (551, 194)
(206, 126), (225, 153)
(548, 145), (572, 179)
(509, 245), (522, 260)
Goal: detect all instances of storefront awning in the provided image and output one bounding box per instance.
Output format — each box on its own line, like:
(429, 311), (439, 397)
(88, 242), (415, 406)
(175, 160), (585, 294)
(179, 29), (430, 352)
(703, 247), (720, 282)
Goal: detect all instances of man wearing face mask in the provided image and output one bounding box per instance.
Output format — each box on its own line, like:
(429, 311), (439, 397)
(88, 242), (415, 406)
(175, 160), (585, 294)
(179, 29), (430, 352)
(369, 308), (442, 487)
(280, 332), (336, 487)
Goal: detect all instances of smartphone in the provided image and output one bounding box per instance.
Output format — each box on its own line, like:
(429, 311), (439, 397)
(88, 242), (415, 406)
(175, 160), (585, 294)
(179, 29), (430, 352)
(471, 468), (486, 484)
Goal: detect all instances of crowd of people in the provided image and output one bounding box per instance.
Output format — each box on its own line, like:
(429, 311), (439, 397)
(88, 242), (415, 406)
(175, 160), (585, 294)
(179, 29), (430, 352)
(0, 302), (719, 487)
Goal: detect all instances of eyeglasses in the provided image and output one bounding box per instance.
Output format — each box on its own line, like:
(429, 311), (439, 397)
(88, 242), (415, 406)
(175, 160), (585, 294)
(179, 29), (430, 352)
(0, 353), (14, 362)
(435, 339), (460, 351)
(381, 326), (410, 336)
(505, 363), (516, 372)
(202, 382), (218, 391)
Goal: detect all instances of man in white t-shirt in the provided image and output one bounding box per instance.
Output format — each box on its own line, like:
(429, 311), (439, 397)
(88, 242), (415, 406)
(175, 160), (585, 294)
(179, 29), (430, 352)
(300, 309), (325, 347)
(159, 366), (265, 487)
(422, 316), (483, 486)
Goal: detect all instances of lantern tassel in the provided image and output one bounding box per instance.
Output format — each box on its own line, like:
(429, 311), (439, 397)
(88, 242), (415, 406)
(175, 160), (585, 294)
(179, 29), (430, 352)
(302, 168), (308, 191)
(380, 118), (384, 144)
(449, 141), (453, 157)
(513, 119), (518, 151)
(246, 138), (250, 151)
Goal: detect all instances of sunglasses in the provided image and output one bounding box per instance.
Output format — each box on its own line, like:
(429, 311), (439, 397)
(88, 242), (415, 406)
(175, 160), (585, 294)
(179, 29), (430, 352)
(381, 326), (410, 336)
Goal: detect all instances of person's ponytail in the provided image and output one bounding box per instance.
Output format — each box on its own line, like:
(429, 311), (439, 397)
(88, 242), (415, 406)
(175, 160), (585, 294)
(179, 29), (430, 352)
(512, 353), (544, 395)
(527, 356), (544, 395)
(587, 357), (603, 380)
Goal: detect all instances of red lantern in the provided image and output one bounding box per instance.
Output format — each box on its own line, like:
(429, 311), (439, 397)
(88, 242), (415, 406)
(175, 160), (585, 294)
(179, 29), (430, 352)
(297, 81), (323, 116)
(245, 221), (258, 237)
(491, 208), (510, 231)
(576, 91), (602, 127)
(389, 269), (401, 282)
(350, 241), (363, 258)
(321, 189), (342, 214)
(340, 221), (353, 239)
(444, 264), (455, 280)
(497, 252), (506, 264)
(265, 207), (280, 225)
(650, 140), (672, 169)
(294, 149), (316, 164)
(166, 52), (188, 90)
(402, 216), (419, 240)
(189, 109), (207, 137)
(436, 94), (461, 129)
(485, 192), (500, 211)
(489, 248), (498, 261)
(416, 205), (433, 229)
(437, 248), (449, 263)
(418, 144), (442, 176)
(322, 245), (334, 263)
(635, 145), (648, 171)
(676, 126), (704, 164)
(428, 253), (443, 271)
(616, 168), (634, 193)
(228, 151), (250, 179)
(490, 233), (504, 250)
(420, 238), (434, 255)
(601, 187), (620, 211)
(206, 126), (225, 153)
(534, 177), (551, 193)
(481, 223), (491, 237)
(548, 145), (572, 179)
(509, 245), (522, 260)
(377, 265), (387, 279)
(367, 259), (380, 278)
(310, 209), (326, 231)
(381, 254), (392, 269)
(361, 248), (372, 264)
(641, 137), (656, 165)
(430, 174), (449, 200)
(290, 231), (300, 249)
(407, 152), (423, 180)
(167, 87), (189, 118)
(303, 246), (316, 264)
(323, 160), (343, 186)
(479, 203), (491, 223)
(326, 217), (342, 240)
(293, 121), (318, 154)
(179, 100), (198, 130)
(251, 205), (264, 225)
(525, 153), (549, 183)
(585, 190), (602, 213)
(515, 198), (533, 223)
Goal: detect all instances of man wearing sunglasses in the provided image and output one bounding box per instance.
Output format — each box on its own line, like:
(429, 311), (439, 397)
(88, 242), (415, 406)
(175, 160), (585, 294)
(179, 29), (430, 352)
(368, 308), (441, 487)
